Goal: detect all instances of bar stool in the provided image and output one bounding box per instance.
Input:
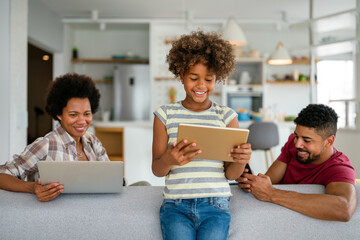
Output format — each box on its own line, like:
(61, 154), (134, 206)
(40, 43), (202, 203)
(247, 122), (279, 169)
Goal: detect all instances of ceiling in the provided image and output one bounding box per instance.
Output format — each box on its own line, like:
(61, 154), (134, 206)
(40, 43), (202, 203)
(38, 0), (356, 24)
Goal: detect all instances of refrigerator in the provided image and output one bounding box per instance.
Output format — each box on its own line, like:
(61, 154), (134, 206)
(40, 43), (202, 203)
(113, 64), (150, 121)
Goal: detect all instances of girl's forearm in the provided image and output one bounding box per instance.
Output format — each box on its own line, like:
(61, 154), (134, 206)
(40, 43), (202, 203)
(225, 162), (246, 180)
(152, 157), (172, 177)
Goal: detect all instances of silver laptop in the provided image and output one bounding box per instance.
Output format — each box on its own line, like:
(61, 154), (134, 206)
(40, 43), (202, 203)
(37, 161), (124, 193)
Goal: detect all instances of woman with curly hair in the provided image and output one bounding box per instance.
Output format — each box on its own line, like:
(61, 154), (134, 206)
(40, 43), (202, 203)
(152, 31), (252, 239)
(0, 73), (109, 202)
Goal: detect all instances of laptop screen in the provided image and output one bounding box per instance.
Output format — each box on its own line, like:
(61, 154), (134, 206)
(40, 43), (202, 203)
(37, 161), (124, 193)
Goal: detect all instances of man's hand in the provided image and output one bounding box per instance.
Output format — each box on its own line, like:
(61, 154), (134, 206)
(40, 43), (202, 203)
(33, 179), (64, 202)
(245, 173), (275, 202)
(236, 168), (252, 192)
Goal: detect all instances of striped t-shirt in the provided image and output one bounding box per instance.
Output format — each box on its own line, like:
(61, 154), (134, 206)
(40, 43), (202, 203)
(154, 101), (237, 199)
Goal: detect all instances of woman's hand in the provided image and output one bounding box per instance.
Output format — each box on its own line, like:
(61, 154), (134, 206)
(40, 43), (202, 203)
(161, 139), (201, 166)
(33, 179), (64, 202)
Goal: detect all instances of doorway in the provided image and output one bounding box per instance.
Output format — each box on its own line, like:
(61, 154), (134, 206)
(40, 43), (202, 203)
(27, 43), (53, 144)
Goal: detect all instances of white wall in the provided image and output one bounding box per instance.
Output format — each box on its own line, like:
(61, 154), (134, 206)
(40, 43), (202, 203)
(9, 0), (28, 160)
(264, 84), (311, 116)
(243, 28), (309, 58)
(1, 0), (63, 164)
(28, 0), (63, 53)
(0, 0), (11, 164)
(335, 129), (360, 178)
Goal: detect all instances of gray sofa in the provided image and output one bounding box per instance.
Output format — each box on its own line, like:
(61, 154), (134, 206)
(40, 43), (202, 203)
(1, 185), (359, 240)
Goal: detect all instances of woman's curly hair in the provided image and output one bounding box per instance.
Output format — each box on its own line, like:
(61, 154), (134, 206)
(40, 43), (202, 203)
(167, 31), (235, 82)
(294, 104), (338, 138)
(45, 73), (101, 121)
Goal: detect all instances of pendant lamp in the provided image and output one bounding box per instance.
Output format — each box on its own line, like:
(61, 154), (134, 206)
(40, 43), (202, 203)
(222, 16), (247, 46)
(268, 42), (293, 65)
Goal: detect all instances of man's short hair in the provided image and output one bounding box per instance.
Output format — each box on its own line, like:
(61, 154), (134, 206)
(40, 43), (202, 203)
(294, 104), (338, 138)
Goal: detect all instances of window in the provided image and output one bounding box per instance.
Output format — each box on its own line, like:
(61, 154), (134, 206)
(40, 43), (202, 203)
(317, 60), (355, 128)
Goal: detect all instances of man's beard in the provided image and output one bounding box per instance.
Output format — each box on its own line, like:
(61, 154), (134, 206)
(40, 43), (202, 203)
(296, 149), (321, 164)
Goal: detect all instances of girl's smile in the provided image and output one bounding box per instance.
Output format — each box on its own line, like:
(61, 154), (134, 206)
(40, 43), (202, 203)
(181, 62), (216, 112)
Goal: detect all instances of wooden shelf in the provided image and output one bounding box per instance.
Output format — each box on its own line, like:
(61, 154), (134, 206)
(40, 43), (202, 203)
(108, 155), (124, 162)
(227, 83), (263, 87)
(95, 127), (124, 133)
(267, 58), (319, 65)
(93, 79), (113, 84)
(154, 76), (177, 81)
(234, 58), (264, 63)
(291, 58), (310, 64)
(266, 80), (316, 85)
(72, 58), (149, 64)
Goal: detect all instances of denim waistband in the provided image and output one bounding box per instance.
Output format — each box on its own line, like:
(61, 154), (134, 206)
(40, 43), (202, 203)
(164, 197), (230, 204)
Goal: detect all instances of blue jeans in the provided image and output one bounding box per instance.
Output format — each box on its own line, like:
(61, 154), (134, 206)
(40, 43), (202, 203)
(160, 197), (231, 240)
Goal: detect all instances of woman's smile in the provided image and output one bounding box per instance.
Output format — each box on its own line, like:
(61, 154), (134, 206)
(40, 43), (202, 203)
(74, 126), (87, 133)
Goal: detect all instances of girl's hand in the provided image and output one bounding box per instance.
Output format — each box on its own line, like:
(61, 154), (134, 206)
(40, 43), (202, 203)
(162, 139), (201, 166)
(229, 143), (252, 164)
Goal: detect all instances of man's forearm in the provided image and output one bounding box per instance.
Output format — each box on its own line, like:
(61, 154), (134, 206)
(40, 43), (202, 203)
(0, 173), (34, 193)
(270, 188), (354, 221)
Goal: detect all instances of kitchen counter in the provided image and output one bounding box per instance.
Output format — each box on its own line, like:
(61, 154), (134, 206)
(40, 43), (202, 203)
(238, 120), (295, 129)
(90, 120), (295, 180)
(92, 120), (152, 128)
(92, 120), (294, 130)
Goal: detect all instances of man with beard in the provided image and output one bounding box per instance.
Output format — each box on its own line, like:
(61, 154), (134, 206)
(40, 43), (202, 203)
(237, 104), (357, 221)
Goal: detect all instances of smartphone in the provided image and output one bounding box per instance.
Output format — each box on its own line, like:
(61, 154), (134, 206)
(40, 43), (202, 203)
(245, 163), (253, 174)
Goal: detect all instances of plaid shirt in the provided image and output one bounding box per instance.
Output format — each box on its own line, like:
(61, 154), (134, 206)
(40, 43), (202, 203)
(0, 124), (109, 181)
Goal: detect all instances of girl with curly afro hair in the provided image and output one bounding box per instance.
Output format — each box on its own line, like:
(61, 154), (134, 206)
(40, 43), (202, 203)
(167, 31), (235, 82)
(152, 31), (252, 239)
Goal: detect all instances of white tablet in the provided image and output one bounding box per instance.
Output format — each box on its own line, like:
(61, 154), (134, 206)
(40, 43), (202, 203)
(37, 161), (124, 193)
(177, 123), (249, 162)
